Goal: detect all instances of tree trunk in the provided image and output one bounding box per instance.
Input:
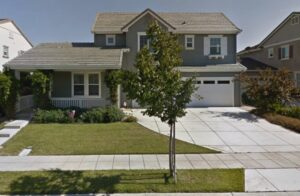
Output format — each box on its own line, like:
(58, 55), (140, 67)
(169, 123), (173, 175)
(172, 122), (177, 183)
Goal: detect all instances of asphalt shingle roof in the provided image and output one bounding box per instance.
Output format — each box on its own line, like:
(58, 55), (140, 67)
(239, 57), (277, 71)
(5, 43), (125, 70)
(92, 12), (241, 34)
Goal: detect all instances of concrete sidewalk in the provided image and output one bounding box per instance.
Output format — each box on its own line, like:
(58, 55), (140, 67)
(0, 153), (299, 171)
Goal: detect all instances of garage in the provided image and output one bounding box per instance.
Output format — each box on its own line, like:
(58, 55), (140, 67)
(187, 77), (234, 107)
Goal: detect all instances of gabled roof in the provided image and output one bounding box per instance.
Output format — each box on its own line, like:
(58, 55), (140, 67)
(258, 12), (300, 47)
(239, 57), (277, 71)
(121, 8), (175, 32)
(4, 43), (127, 70)
(92, 9), (241, 34)
(238, 12), (300, 55)
(0, 18), (33, 47)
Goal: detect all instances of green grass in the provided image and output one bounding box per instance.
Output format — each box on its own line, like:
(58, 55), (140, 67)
(0, 122), (4, 129)
(0, 169), (244, 194)
(0, 123), (217, 155)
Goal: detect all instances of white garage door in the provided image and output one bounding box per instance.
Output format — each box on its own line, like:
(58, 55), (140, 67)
(187, 77), (234, 107)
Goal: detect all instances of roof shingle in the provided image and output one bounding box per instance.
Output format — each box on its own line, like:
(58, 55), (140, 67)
(92, 11), (241, 34)
(5, 43), (126, 70)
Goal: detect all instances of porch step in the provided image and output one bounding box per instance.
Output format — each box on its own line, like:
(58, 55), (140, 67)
(4, 120), (29, 129)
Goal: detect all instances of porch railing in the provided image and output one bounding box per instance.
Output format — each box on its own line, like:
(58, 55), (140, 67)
(51, 98), (104, 108)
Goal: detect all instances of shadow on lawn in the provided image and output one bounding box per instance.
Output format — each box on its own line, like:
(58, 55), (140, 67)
(8, 170), (171, 194)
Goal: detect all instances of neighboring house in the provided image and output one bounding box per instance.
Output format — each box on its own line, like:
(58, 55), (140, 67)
(4, 9), (245, 108)
(0, 19), (32, 70)
(238, 12), (300, 87)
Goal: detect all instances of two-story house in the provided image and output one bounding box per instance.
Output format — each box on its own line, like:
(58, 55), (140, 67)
(4, 9), (245, 108)
(238, 12), (300, 87)
(0, 19), (32, 70)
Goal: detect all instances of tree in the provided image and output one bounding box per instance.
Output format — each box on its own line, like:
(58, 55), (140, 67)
(122, 21), (195, 182)
(240, 68), (296, 112)
(0, 71), (19, 118)
(31, 71), (52, 109)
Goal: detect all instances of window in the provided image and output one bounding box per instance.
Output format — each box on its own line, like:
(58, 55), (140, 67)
(280, 45), (289, 60)
(106, 35), (116, 46)
(73, 74), (85, 96)
(88, 74), (100, 96)
(137, 32), (150, 51)
(217, 80), (230, 84)
(268, 48), (274, 58)
(291, 16), (299, 25)
(185, 35), (194, 50)
(8, 31), (13, 39)
(73, 73), (101, 97)
(203, 80), (215, 84)
(2, 45), (9, 58)
(210, 38), (221, 55)
(18, 50), (25, 56)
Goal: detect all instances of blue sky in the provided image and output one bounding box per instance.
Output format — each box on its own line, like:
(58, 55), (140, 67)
(1, 0), (300, 51)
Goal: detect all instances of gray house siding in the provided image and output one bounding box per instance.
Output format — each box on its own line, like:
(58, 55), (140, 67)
(52, 72), (72, 97)
(124, 14), (237, 70)
(179, 34), (237, 66)
(264, 17), (300, 46)
(94, 34), (126, 47)
(51, 71), (111, 107)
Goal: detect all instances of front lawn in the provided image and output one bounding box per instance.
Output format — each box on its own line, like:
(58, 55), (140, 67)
(0, 123), (217, 155)
(0, 169), (244, 194)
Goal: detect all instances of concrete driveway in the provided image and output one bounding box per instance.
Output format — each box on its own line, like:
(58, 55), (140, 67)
(132, 107), (300, 153)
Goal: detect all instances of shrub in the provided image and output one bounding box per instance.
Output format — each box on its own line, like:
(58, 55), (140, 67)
(32, 109), (70, 123)
(274, 106), (300, 119)
(80, 108), (106, 123)
(122, 115), (138, 122)
(104, 106), (125, 122)
(241, 92), (256, 106)
(240, 69), (296, 112)
(261, 113), (300, 133)
(31, 71), (52, 109)
(80, 106), (124, 123)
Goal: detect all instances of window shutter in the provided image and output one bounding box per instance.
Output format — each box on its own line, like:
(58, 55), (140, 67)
(278, 48), (281, 60)
(204, 37), (210, 55)
(290, 45), (293, 58)
(221, 37), (227, 56)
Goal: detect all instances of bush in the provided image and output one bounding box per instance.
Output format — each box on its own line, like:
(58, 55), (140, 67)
(32, 109), (70, 123)
(80, 107), (106, 123)
(241, 92), (256, 106)
(104, 106), (124, 122)
(261, 113), (300, 133)
(80, 106), (124, 123)
(274, 106), (300, 119)
(122, 115), (138, 122)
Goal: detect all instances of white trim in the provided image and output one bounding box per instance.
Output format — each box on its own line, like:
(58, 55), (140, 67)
(105, 35), (116, 46)
(264, 37), (300, 48)
(185, 35), (195, 50)
(268, 48), (274, 58)
(71, 72), (101, 98)
(137, 32), (149, 51)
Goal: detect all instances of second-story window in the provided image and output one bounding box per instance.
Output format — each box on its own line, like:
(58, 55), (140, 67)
(106, 35), (116, 46)
(268, 48), (274, 58)
(210, 38), (221, 55)
(185, 35), (194, 50)
(279, 45), (289, 60)
(138, 32), (150, 51)
(2, 45), (9, 58)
